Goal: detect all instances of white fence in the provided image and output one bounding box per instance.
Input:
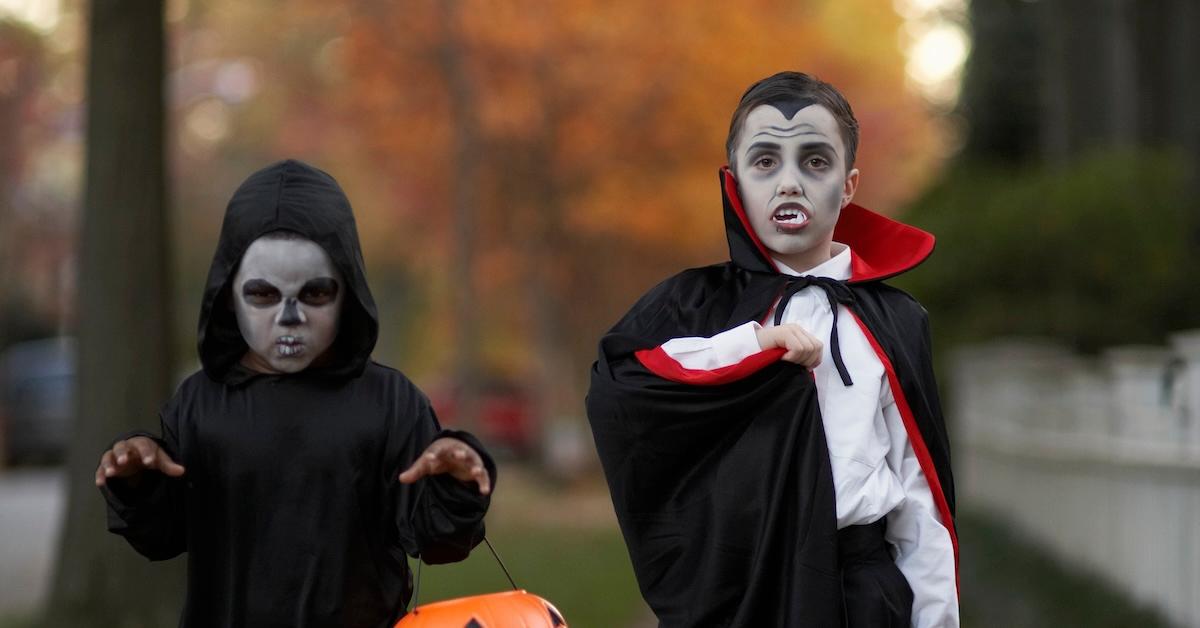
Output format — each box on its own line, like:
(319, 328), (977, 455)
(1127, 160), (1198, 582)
(952, 331), (1200, 627)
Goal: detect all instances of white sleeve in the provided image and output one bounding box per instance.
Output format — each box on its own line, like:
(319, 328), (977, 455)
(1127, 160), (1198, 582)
(881, 393), (960, 628)
(658, 321), (764, 370)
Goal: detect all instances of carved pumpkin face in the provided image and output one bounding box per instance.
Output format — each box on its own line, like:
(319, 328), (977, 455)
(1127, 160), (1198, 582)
(395, 590), (567, 628)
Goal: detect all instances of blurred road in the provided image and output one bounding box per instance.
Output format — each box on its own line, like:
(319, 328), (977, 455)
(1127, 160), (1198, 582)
(0, 469), (64, 614)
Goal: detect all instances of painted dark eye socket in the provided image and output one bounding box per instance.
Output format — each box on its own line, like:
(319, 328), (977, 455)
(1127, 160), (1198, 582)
(753, 156), (777, 169)
(806, 157), (830, 170)
(299, 278), (339, 306)
(242, 280), (281, 306)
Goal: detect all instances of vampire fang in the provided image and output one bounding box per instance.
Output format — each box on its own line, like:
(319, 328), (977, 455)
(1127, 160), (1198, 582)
(772, 204), (809, 225)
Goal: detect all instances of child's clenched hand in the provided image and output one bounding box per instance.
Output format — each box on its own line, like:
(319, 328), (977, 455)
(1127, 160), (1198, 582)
(757, 323), (824, 369)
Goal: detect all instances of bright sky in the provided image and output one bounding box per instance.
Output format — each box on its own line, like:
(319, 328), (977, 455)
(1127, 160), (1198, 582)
(896, 0), (970, 108)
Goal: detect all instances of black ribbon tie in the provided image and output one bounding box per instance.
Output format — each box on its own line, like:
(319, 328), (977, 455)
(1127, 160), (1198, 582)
(773, 276), (858, 387)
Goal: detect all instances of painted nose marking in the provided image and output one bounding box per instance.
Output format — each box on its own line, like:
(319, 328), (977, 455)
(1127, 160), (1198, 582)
(278, 298), (303, 326)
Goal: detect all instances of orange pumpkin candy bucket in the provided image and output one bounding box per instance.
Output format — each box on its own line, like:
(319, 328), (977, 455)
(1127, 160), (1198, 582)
(394, 538), (568, 627)
(395, 590), (567, 627)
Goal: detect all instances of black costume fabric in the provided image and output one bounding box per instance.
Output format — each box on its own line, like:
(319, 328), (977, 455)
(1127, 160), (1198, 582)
(100, 160), (494, 628)
(586, 168), (956, 627)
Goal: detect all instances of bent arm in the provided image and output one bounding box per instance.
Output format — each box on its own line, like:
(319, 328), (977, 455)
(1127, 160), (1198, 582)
(98, 419), (188, 561)
(659, 321), (764, 370)
(394, 394), (495, 565)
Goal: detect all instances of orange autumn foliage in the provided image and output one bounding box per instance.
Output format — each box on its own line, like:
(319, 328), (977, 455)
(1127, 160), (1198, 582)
(332, 0), (945, 387)
(168, 0), (946, 397)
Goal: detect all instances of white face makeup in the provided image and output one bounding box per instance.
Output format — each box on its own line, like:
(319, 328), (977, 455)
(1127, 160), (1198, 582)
(232, 235), (344, 374)
(734, 103), (860, 272)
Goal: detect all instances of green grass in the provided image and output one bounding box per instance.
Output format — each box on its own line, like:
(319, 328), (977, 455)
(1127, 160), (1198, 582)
(412, 525), (647, 627)
(407, 467), (651, 627)
(0, 614), (33, 628)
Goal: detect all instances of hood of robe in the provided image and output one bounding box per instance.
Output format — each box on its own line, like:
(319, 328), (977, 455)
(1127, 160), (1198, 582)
(197, 159), (379, 383)
(719, 166), (935, 282)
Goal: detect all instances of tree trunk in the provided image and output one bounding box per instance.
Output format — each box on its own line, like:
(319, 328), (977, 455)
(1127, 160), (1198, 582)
(439, 0), (482, 434)
(522, 65), (586, 477)
(1101, 0), (1138, 147)
(1035, 0), (1070, 165)
(1166, 0), (1200, 193)
(41, 1), (182, 625)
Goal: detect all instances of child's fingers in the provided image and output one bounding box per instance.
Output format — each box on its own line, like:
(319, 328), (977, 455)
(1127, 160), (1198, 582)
(472, 466), (491, 496)
(128, 438), (158, 467)
(112, 440), (131, 466)
(95, 453), (114, 486)
(156, 451), (187, 477)
(400, 439), (489, 493)
(398, 452), (442, 483)
(397, 462), (425, 484)
(97, 445), (144, 484)
(780, 329), (822, 368)
(104, 447), (141, 477)
(441, 445), (491, 495)
(99, 450), (118, 476)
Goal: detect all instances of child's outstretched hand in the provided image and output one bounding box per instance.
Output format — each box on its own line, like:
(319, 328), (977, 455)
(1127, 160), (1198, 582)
(399, 437), (491, 496)
(757, 323), (824, 369)
(95, 436), (186, 487)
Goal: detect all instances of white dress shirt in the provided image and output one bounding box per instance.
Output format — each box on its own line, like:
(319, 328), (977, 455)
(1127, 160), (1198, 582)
(659, 243), (959, 627)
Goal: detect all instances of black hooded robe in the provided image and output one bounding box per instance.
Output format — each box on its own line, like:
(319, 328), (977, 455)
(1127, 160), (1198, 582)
(586, 168), (957, 627)
(100, 160), (495, 628)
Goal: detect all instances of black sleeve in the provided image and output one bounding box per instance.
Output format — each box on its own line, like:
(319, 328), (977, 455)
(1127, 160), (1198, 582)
(97, 404), (188, 561)
(393, 394), (495, 565)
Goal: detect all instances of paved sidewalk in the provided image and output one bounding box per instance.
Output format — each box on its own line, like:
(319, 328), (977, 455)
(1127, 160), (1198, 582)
(0, 469), (64, 614)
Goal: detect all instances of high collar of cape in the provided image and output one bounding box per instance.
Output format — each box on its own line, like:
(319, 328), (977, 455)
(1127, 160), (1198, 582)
(720, 166), (934, 281)
(197, 159), (379, 385)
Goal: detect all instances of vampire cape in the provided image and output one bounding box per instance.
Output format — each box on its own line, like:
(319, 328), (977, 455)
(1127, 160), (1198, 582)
(100, 160), (495, 628)
(586, 168), (956, 627)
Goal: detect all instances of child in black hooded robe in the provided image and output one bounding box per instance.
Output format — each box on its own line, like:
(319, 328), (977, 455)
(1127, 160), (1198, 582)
(96, 159), (494, 628)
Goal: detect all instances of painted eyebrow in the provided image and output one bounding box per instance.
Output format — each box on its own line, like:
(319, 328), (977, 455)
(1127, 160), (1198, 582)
(242, 279), (279, 293)
(744, 140), (838, 155)
(745, 141), (782, 153)
(798, 141), (838, 154)
(301, 278), (339, 290)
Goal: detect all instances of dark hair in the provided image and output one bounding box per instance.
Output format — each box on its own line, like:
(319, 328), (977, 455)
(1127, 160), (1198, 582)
(725, 72), (859, 171)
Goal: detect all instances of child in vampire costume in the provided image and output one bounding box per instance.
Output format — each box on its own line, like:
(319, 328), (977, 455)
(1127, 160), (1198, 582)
(587, 73), (958, 627)
(95, 160), (496, 628)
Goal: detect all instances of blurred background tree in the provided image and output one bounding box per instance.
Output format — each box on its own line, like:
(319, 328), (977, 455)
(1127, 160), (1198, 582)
(896, 0), (1200, 355)
(0, 18), (61, 352)
(38, 0), (184, 626)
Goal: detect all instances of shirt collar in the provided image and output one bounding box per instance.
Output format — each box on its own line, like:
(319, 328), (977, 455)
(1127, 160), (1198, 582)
(773, 242), (852, 280)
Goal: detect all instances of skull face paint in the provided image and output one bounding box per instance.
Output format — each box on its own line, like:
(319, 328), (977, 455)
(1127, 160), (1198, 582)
(734, 103), (859, 272)
(232, 235), (344, 374)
